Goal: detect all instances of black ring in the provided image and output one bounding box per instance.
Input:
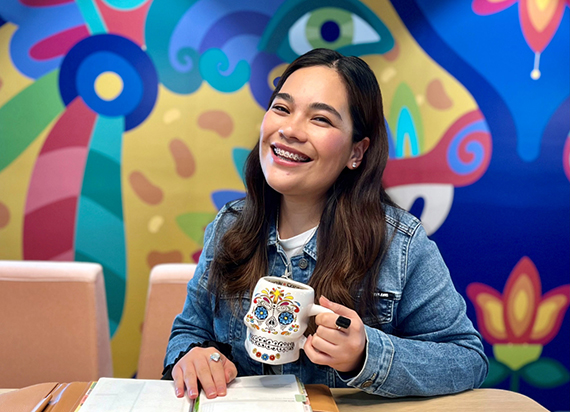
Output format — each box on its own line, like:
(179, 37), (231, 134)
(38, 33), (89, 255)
(335, 315), (351, 329)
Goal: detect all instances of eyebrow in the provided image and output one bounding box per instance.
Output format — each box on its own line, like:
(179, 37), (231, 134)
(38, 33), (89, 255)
(274, 92), (343, 121)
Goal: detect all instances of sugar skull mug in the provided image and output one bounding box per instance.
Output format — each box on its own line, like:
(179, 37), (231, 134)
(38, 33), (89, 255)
(243, 276), (332, 364)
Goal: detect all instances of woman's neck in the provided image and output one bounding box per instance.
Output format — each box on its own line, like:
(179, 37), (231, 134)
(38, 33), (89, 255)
(278, 196), (324, 239)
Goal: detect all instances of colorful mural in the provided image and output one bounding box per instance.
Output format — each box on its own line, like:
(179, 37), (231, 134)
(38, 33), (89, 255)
(468, 257), (570, 391)
(0, 0), (568, 409)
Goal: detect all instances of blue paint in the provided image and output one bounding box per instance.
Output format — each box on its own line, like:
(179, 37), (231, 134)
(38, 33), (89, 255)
(0, 0), (84, 79)
(75, 196), (126, 280)
(90, 116), (124, 163)
(395, 107), (419, 158)
(59, 34), (158, 130)
(446, 120), (488, 175)
(199, 48), (251, 93)
(212, 190), (245, 211)
(76, 51), (143, 117)
(412, 1), (569, 162)
(321, 21), (340, 42)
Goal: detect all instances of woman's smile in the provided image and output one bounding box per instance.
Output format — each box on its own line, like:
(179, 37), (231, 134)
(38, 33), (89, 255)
(271, 143), (312, 164)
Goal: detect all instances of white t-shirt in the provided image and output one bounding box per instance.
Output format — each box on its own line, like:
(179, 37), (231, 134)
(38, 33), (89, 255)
(277, 226), (318, 259)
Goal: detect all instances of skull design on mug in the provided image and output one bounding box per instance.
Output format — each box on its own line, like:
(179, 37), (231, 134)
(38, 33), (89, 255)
(247, 284), (301, 335)
(244, 276), (332, 364)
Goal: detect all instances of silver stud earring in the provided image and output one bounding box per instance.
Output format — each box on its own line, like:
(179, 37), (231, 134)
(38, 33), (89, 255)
(352, 162), (357, 168)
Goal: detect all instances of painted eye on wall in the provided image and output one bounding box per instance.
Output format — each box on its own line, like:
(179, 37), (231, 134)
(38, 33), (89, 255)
(259, 2), (394, 62)
(254, 305), (269, 320)
(278, 311), (295, 326)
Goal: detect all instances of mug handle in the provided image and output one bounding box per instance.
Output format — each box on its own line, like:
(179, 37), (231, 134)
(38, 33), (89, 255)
(308, 303), (334, 317)
(300, 304), (334, 350)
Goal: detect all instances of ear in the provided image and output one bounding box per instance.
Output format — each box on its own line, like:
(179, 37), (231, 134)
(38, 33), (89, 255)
(347, 137), (370, 169)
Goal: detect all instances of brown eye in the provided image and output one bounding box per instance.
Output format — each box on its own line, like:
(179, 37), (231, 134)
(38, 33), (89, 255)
(314, 116), (331, 125)
(272, 105), (289, 113)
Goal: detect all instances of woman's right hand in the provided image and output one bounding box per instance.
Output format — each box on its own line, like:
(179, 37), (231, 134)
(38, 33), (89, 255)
(172, 347), (238, 400)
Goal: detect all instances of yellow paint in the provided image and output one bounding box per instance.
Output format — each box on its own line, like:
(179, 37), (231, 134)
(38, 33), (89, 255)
(147, 215), (164, 233)
(528, 0), (557, 32)
(403, 135), (412, 157)
(94, 72), (124, 101)
(163, 108), (181, 124)
(0, 24), (33, 107)
(415, 94), (425, 106)
(536, 0), (551, 12)
(531, 295), (568, 340)
(380, 66), (397, 83)
(513, 289), (530, 322)
(482, 297), (507, 338)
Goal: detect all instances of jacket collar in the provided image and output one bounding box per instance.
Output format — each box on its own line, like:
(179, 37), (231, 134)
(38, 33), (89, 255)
(267, 216), (318, 261)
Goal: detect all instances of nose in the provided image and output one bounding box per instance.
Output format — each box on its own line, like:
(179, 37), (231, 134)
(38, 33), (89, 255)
(265, 315), (277, 330)
(280, 114), (308, 143)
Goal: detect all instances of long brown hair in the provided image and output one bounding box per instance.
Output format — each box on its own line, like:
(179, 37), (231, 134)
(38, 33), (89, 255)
(208, 48), (397, 317)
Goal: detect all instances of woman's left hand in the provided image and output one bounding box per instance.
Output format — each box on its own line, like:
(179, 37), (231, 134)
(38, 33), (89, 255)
(303, 296), (367, 373)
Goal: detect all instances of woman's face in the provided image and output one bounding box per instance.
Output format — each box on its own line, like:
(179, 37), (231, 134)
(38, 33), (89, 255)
(259, 66), (362, 204)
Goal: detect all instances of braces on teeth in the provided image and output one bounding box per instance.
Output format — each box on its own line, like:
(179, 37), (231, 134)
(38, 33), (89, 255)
(274, 147), (308, 162)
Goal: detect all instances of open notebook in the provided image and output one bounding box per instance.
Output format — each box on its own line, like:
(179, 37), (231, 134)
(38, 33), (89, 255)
(79, 375), (312, 412)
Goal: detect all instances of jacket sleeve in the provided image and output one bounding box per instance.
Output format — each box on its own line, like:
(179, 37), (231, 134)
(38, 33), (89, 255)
(163, 214), (220, 368)
(339, 223), (488, 397)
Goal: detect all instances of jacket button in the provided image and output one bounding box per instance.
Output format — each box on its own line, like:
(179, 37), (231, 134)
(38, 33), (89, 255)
(362, 380), (373, 388)
(298, 258), (308, 269)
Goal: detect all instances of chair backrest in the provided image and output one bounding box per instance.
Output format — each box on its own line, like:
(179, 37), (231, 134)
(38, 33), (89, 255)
(137, 263), (196, 379)
(0, 260), (113, 388)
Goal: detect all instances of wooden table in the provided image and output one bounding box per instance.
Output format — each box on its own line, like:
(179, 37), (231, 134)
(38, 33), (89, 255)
(330, 388), (549, 412)
(0, 387), (549, 411)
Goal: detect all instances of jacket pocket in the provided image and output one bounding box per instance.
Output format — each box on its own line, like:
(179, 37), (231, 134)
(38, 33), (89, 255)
(361, 290), (400, 327)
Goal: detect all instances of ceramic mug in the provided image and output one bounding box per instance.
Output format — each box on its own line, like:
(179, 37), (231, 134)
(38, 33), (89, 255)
(243, 276), (332, 364)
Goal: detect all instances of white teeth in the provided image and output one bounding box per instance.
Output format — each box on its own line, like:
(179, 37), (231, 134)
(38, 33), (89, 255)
(274, 147), (309, 162)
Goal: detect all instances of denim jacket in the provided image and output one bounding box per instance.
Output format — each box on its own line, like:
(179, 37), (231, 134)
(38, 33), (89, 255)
(165, 200), (488, 397)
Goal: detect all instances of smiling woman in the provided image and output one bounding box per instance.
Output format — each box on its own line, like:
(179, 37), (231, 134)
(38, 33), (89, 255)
(259, 65), (367, 210)
(163, 48), (488, 401)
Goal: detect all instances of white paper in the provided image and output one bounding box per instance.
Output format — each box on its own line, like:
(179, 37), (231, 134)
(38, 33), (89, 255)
(78, 375), (307, 412)
(197, 375), (306, 412)
(79, 378), (192, 412)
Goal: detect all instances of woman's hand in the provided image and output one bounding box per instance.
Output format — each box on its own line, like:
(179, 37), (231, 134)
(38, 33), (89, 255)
(172, 347), (238, 400)
(303, 296), (367, 373)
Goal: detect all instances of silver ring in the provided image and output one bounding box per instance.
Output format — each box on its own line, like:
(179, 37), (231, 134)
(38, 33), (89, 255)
(336, 325), (342, 331)
(210, 352), (221, 362)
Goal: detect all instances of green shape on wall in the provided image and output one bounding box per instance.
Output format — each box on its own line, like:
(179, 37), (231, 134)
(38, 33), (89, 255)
(521, 358), (570, 388)
(176, 212), (217, 245)
(0, 70), (65, 172)
(232, 147), (250, 183)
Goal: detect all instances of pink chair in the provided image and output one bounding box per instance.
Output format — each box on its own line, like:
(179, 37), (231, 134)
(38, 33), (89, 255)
(0, 260), (113, 388)
(137, 263), (196, 379)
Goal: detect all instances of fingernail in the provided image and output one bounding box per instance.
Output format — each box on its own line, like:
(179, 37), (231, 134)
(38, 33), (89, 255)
(175, 388), (181, 397)
(207, 391), (216, 398)
(321, 295), (330, 302)
(189, 389), (196, 398)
